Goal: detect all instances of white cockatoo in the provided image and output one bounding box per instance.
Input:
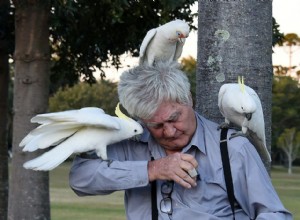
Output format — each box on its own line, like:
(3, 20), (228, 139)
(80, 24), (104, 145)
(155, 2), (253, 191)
(218, 77), (271, 164)
(139, 19), (190, 66)
(19, 104), (143, 171)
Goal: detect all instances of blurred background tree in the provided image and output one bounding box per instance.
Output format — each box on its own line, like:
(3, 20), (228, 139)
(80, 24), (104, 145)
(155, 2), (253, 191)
(49, 0), (198, 93)
(276, 33), (300, 77)
(49, 80), (118, 114)
(272, 76), (300, 164)
(277, 128), (300, 174)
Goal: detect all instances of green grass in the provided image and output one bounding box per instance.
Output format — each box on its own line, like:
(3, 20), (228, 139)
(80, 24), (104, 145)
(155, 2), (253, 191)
(50, 163), (300, 219)
(50, 162), (126, 220)
(271, 166), (300, 219)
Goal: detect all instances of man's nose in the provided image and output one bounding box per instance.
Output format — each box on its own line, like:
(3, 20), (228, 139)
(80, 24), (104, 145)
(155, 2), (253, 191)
(163, 123), (176, 137)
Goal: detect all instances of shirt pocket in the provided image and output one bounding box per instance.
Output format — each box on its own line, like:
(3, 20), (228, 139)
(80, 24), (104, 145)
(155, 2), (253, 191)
(174, 170), (228, 214)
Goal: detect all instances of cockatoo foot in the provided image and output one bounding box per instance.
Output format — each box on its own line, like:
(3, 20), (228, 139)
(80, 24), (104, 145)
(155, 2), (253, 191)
(107, 159), (114, 167)
(218, 122), (239, 131)
(217, 122), (230, 130)
(229, 131), (247, 140)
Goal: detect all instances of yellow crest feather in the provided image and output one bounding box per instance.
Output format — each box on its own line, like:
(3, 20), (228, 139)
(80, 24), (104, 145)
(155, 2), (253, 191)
(115, 103), (131, 121)
(238, 76), (245, 93)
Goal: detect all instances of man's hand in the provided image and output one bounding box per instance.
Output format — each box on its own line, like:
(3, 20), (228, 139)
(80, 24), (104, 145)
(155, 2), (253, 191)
(148, 153), (198, 188)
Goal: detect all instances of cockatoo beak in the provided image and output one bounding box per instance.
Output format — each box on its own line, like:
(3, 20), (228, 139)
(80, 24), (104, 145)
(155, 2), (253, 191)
(178, 33), (188, 43)
(245, 113), (252, 121)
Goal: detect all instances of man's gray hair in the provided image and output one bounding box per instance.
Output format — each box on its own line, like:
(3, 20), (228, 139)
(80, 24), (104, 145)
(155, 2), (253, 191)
(118, 61), (192, 119)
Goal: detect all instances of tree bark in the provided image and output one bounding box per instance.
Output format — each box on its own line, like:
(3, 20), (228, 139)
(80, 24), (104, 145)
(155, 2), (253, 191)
(0, 53), (9, 220)
(8, 1), (51, 219)
(196, 0), (272, 171)
(0, 0), (10, 219)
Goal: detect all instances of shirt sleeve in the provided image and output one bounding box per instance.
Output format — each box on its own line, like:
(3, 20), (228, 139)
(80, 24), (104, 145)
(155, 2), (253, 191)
(69, 140), (150, 196)
(229, 137), (293, 220)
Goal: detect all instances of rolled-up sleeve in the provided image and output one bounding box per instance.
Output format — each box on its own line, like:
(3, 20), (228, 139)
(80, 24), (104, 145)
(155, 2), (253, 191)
(69, 140), (150, 196)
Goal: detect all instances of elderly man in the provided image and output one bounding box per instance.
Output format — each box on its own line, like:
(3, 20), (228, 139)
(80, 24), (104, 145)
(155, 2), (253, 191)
(69, 62), (292, 220)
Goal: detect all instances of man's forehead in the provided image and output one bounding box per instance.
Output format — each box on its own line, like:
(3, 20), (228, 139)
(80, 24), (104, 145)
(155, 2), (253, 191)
(144, 104), (182, 123)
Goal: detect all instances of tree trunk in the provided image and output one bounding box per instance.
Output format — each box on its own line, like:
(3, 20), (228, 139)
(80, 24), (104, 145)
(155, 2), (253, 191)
(8, 1), (51, 219)
(288, 156), (292, 175)
(0, 0), (10, 219)
(196, 1), (272, 171)
(0, 53), (9, 220)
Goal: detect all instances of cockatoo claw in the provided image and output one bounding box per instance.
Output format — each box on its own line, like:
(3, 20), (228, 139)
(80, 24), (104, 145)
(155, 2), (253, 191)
(218, 122), (240, 131)
(229, 131), (247, 140)
(217, 122), (230, 130)
(107, 159), (114, 167)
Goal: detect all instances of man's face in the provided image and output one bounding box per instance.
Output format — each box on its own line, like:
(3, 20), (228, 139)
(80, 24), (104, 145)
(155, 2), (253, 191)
(141, 101), (196, 154)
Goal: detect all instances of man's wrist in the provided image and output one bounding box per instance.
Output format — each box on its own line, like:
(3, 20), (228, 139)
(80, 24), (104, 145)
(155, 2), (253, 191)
(148, 160), (157, 182)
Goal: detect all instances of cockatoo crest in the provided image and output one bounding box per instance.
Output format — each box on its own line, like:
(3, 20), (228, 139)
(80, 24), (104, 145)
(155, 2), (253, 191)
(115, 103), (130, 120)
(238, 76), (245, 93)
(20, 107), (143, 171)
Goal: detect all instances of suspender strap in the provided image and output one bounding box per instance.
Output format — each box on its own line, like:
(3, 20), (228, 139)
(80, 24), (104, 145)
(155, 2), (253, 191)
(151, 157), (158, 220)
(220, 128), (236, 220)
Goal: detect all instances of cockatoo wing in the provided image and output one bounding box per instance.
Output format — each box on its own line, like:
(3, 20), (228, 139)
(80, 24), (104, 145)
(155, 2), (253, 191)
(244, 86), (265, 138)
(218, 84), (227, 118)
(23, 127), (108, 171)
(247, 129), (271, 163)
(31, 107), (118, 129)
(139, 28), (157, 64)
(22, 128), (77, 152)
(20, 106), (144, 171)
(19, 107), (120, 151)
(244, 86), (271, 163)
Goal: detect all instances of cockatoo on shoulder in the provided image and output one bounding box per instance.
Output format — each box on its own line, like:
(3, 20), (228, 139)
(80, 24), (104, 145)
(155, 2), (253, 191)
(139, 19), (190, 66)
(218, 77), (271, 164)
(19, 104), (143, 171)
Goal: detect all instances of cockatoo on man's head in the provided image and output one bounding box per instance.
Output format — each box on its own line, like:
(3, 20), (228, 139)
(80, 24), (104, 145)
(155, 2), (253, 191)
(139, 19), (190, 66)
(218, 77), (271, 164)
(19, 104), (143, 171)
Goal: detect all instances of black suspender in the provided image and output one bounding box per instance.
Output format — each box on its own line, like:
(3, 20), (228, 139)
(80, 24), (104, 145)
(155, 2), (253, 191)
(151, 128), (236, 220)
(220, 127), (236, 220)
(151, 157), (158, 220)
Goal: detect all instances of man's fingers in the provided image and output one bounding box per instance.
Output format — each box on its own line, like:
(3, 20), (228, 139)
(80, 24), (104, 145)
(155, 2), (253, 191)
(180, 153), (198, 168)
(174, 169), (197, 188)
(148, 153), (198, 188)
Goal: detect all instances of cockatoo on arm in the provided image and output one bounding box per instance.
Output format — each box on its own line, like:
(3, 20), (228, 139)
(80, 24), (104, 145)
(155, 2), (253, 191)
(19, 104), (143, 171)
(218, 77), (271, 164)
(139, 19), (190, 66)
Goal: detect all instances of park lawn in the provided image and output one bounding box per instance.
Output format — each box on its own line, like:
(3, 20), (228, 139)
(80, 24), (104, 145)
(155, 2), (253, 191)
(271, 166), (300, 219)
(49, 162), (126, 220)
(50, 162), (300, 220)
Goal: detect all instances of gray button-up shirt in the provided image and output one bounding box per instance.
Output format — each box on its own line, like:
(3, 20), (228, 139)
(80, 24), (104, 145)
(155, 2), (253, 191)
(69, 112), (292, 220)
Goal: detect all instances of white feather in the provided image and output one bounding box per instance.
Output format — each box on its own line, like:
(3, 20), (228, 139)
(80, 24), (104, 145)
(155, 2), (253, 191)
(218, 83), (272, 163)
(139, 19), (190, 66)
(20, 107), (143, 171)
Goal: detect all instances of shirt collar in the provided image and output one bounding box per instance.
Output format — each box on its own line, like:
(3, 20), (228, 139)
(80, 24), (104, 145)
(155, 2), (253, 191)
(182, 112), (206, 155)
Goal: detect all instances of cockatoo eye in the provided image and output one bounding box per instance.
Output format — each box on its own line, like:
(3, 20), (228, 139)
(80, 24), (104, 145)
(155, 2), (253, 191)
(176, 31), (181, 36)
(134, 129), (137, 133)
